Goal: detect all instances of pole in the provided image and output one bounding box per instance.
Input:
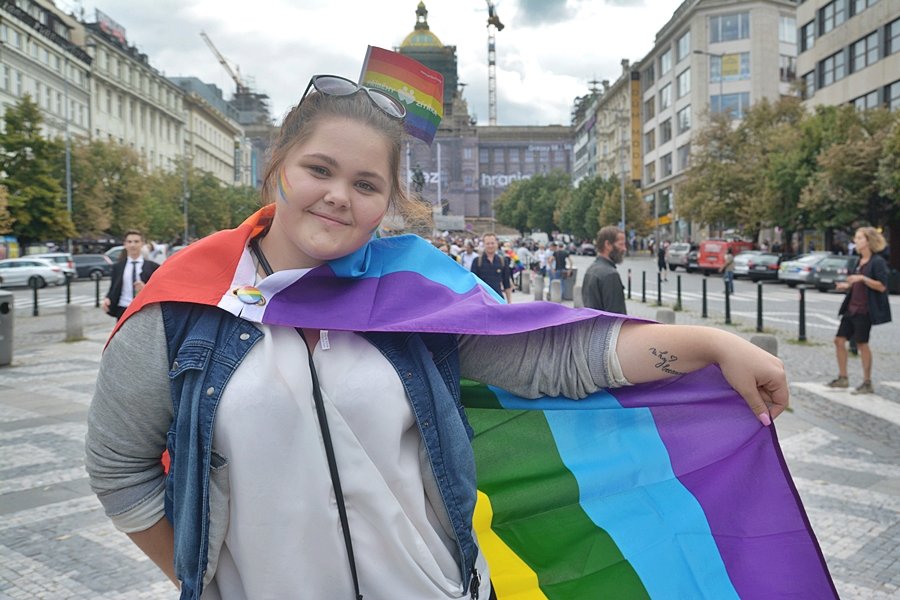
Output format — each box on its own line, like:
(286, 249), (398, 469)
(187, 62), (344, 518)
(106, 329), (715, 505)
(656, 272), (662, 306)
(701, 278), (708, 318)
(724, 283), (731, 325)
(436, 141), (442, 213)
(619, 112), (626, 244)
(798, 288), (807, 342)
(756, 282), (764, 332)
(641, 271), (646, 303)
(627, 268), (632, 300)
(675, 275), (682, 311)
(182, 154), (190, 245)
(64, 58), (73, 254)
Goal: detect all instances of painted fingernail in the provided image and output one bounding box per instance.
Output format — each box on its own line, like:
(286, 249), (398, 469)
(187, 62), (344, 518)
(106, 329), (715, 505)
(757, 412), (772, 427)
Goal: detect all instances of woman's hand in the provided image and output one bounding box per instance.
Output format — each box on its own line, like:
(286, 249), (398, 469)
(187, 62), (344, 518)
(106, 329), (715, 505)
(617, 323), (789, 426)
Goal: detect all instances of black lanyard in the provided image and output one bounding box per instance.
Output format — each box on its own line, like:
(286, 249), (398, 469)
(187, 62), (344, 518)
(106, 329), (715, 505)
(249, 237), (363, 600)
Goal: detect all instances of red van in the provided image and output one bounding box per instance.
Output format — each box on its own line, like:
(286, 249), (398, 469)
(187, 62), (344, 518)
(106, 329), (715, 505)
(698, 239), (755, 275)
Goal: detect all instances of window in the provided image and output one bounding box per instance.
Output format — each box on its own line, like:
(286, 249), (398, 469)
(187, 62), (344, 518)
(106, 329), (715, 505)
(660, 49), (672, 75)
(677, 144), (691, 171)
(851, 31), (879, 72)
(643, 64), (655, 87)
(677, 105), (692, 133)
(779, 16), (796, 44)
(820, 50), (846, 86)
(780, 55), (797, 82)
(106, 89), (112, 113)
(802, 71), (817, 99)
(479, 148), (489, 162)
(15, 72), (22, 96)
(644, 97), (655, 121)
(889, 19), (900, 56)
(463, 147), (473, 160)
(660, 153), (673, 177)
(660, 118), (673, 144)
(888, 80), (900, 111)
(659, 83), (672, 110)
(676, 31), (691, 62)
(117, 94), (124, 118)
(820, 0), (847, 36)
(711, 53), (750, 81)
(493, 148), (504, 162)
(710, 12), (750, 43)
(852, 90), (879, 110)
(711, 92), (751, 118)
(645, 161), (656, 184)
(1, 65), (8, 91)
(644, 129), (656, 153)
(677, 68), (691, 98)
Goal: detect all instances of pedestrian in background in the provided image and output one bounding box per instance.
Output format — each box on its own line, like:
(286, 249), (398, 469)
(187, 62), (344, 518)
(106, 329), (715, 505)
(582, 226), (627, 314)
(720, 247), (735, 295)
(470, 232), (512, 303)
(102, 229), (159, 320)
(827, 227), (892, 394)
(460, 240), (478, 271)
(657, 241), (668, 282)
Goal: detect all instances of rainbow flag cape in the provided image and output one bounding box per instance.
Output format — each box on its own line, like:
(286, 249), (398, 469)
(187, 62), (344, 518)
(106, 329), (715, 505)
(360, 45), (444, 144)
(121, 207), (836, 599)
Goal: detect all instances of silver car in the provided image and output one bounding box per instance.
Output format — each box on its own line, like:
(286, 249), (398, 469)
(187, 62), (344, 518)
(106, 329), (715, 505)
(732, 251), (763, 279)
(666, 242), (693, 271)
(777, 253), (830, 287)
(0, 257), (67, 288)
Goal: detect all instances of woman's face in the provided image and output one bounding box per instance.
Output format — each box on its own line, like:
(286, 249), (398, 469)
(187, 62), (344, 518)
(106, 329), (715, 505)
(854, 230), (869, 253)
(267, 117), (392, 269)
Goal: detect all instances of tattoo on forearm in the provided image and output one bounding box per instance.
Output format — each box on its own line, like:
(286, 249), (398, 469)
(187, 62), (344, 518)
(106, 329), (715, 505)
(649, 347), (686, 376)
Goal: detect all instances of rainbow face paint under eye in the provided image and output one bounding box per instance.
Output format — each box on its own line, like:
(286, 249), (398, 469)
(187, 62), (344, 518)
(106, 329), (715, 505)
(277, 168), (291, 203)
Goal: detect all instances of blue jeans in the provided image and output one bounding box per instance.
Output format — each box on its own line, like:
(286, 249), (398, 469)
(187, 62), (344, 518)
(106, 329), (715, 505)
(724, 271), (734, 295)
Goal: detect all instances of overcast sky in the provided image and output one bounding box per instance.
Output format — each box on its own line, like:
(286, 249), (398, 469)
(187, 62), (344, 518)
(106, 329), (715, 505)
(60, 0), (685, 126)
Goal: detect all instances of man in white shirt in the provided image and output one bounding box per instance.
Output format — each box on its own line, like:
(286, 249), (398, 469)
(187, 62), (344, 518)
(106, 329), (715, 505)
(103, 230), (160, 320)
(460, 240), (478, 271)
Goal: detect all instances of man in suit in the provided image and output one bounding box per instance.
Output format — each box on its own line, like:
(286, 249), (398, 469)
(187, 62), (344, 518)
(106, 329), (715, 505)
(103, 230), (160, 320)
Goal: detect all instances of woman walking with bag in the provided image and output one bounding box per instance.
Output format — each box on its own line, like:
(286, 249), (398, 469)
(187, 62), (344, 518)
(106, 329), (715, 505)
(827, 227), (892, 394)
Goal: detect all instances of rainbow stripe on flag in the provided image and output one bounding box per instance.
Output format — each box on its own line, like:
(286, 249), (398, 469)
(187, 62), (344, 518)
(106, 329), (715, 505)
(120, 207), (836, 598)
(360, 45), (444, 144)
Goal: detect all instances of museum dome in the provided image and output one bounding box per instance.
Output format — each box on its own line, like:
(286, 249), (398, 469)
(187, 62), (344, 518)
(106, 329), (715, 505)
(400, 2), (444, 48)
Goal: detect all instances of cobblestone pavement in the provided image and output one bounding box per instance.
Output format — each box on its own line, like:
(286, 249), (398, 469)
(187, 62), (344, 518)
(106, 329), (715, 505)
(1, 285), (898, 598)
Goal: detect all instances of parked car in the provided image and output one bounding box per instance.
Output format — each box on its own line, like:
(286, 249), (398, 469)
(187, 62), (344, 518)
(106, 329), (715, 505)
(577, 242), (596, 256)
(665, 242), (693, 271)
(686, 247), (700, 273)
(777, 253), (830, 287)
(813, 255), (859, 292)
(32, 252), (76, 280)
(105, 245), (124, 263)
(732, 250), (764, 279)
(0, 257), (67, 288)
(746, 253), (783, 281)
(697, 239), (755, 275)
(73, 254), (115, 280)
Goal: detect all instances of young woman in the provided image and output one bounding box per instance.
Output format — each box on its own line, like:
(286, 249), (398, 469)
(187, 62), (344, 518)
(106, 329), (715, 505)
(828, 227), (892, 394)
(85, 75), (788, 599)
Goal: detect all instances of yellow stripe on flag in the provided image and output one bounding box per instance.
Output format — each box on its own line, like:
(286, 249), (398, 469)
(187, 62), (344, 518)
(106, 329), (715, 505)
(362, 72), (444, 116)
(474, 490), (548, 600)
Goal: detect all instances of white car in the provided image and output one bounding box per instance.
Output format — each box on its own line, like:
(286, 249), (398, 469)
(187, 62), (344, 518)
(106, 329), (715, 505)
(0, 257), (67, 288)
(732, 250), (764, 279)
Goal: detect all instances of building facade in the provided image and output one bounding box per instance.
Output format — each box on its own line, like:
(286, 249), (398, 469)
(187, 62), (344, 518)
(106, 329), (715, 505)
(796, 0), (900, 110)
(639, 0), (799, 241)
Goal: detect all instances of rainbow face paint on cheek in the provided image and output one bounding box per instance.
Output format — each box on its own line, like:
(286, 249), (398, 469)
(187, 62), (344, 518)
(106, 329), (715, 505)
(277, 168), (291, 203)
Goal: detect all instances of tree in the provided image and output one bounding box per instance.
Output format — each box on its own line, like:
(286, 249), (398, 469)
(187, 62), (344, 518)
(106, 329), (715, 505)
(875, 116), (900, 221)
(0, 95), (74, 243)
(559, 175), (611, 241)
(0, 186), (12, 234)
(494, 171), (570, 235)
(597, 179), (651, 238)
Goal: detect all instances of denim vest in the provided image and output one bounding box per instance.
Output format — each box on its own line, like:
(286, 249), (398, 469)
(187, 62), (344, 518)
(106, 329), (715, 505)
(160, 302), (480, 599)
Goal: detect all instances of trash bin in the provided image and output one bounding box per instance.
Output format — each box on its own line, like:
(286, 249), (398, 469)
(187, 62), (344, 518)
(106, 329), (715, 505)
(562, 268), (578, 301)
(0, 290), (13, 367)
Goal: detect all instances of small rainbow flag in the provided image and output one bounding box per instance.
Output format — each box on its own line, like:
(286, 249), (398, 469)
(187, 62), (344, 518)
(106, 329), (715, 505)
(360, 45), (444, 144)
(119, 207), (837, 599)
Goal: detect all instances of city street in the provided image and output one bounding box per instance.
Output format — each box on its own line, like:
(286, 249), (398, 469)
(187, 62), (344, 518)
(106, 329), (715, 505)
(1, 263), (899, 598)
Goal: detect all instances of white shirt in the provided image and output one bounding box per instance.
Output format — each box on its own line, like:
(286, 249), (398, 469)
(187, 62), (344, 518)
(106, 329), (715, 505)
(461, 250), (478, 271)
(118, 257), (143, 308)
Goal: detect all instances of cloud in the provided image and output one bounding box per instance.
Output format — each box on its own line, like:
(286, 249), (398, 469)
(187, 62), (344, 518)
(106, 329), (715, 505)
(513, 0), (570, 26)
(603, 0), (646, 6)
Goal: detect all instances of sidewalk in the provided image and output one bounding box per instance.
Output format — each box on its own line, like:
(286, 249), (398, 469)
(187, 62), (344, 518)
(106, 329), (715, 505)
(1, 294), (898, 598)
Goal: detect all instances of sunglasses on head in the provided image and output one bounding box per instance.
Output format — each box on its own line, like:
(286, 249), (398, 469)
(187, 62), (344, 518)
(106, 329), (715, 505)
(299, 75), (407, 120)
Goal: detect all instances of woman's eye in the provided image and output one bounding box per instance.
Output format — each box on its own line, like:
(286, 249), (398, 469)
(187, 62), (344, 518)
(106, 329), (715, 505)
(356, 181), (376, 192)
(309, 165), (329, 176)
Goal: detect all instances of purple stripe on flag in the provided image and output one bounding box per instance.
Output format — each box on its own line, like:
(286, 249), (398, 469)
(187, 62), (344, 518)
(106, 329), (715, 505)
(261, 268), (609, 334)
(613, 367), (838, 599)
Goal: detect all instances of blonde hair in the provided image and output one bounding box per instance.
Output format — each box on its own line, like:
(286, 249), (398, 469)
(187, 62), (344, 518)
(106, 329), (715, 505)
(262, 89), (429, 224)
(857, 227), (886, 253)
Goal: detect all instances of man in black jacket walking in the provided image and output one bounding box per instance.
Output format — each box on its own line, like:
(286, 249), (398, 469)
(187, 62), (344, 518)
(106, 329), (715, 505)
(582, 226), (627, 314)
(103, 230), (160, 320)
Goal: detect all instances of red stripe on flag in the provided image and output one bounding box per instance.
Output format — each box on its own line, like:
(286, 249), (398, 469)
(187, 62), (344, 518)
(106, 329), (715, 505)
(363, 58), (443, 101)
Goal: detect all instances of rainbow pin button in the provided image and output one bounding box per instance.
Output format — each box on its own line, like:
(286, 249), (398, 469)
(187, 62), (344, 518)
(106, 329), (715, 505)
(233, 285), (266, 306)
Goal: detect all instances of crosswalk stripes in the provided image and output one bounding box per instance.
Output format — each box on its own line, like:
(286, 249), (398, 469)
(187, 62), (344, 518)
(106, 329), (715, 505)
(793, 382), (900, 427)
(12, 295), (99, 309)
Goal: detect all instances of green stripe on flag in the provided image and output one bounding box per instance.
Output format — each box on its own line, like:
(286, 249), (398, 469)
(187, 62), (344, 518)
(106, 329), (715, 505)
(465, 384), (649, 599)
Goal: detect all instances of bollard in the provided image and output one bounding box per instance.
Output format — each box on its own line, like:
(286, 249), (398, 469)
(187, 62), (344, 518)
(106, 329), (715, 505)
(799, 287), (807, 342)
(65, 276), (71, 305)
(30, 279), (40, 317)
(656, 272), (663, 306)
(0, 290), (13, 366)
(521, 272), (531, 295)
(549, 279), (563, 303)
(750, 334), (778, 356)
(641, 271), (646, 303)
(701, 278), (708, 318)
(756, 282), (764, 332)
(95, 276), (101, 307)
(573, 285), (583, 308)
(627, 268), (632, 300)
(65, 304), (84, 342)
(724, 284), (731, 325)
(656, 308), (676, 324)
(674, 275), (682, 311)
(533, 275), (544, 301)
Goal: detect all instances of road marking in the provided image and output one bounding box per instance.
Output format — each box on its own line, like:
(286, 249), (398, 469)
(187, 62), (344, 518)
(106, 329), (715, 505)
(884, 382), (900, 392)
(793, 382), (900, 427)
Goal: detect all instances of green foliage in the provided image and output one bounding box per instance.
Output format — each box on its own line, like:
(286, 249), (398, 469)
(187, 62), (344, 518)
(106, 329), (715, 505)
(560, 175), (608, 240)
(494, 171), (571, 235)
(0, 95), (74, 243)
(597, 179), (651, 238)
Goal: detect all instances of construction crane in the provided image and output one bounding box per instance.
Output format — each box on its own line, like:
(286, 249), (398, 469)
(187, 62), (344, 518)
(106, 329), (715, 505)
(485, 1), (504, 125)
(200, 31), (248, 95)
